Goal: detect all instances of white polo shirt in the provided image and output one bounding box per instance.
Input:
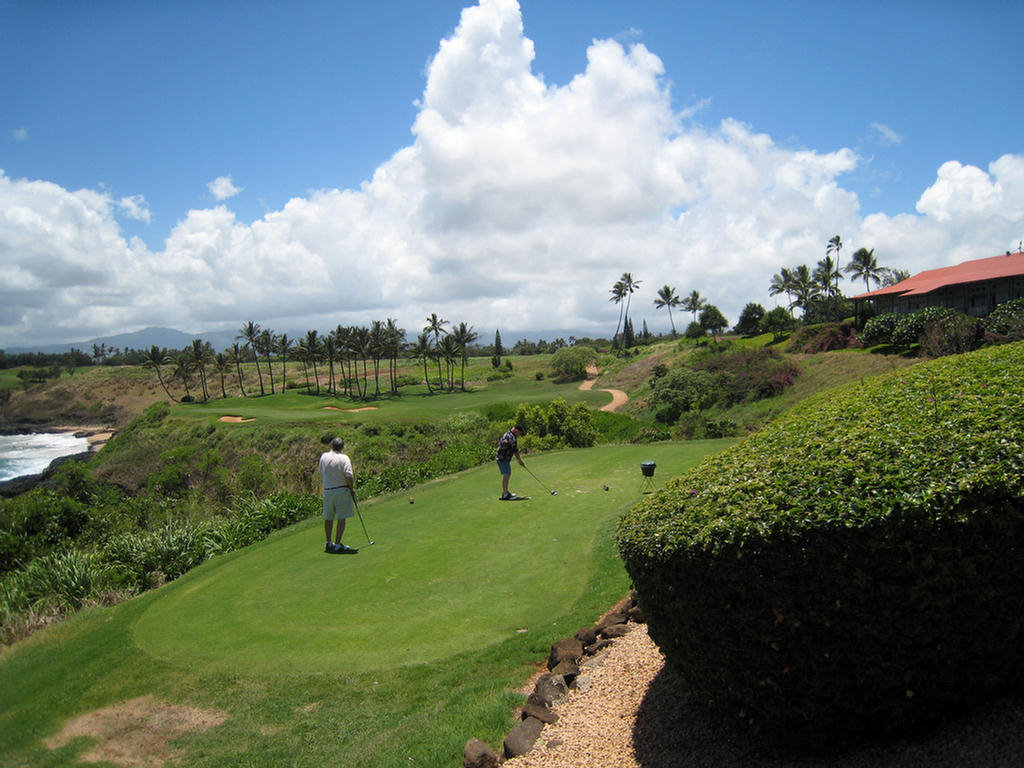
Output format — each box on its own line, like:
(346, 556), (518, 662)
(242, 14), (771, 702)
(319, 450), (353, 490)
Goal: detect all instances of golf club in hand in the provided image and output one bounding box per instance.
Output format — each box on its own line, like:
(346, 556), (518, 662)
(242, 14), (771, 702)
(523, 464), (557, 495)
(353, 498), (375, 545)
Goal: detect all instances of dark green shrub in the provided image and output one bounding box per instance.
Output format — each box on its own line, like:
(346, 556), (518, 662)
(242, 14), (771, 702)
(891, 306), (958, 347)
(236, 454), (276, 495)
(510, 398), (597, 448)
(733, 303), (765, 336)
(550, 345), (597, 381)
(759, 307), (795, 342)
(918, 312), (983, 357)
(684, 321), (706, 340)
(691, 348), (800, 406)
(649, 367), (719, 424)
(984, 297), (1024, 342)
(617, 341), (1024, 750)
(785, 320), (858, 354)
(859, 312), (900, 346)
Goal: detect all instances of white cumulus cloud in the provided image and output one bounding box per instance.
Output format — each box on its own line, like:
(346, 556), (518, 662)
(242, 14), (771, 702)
(0, 0), (1022, 348)
(207, 175), (242, 201)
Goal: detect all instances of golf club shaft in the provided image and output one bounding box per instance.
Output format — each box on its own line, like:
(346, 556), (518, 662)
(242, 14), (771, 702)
(353, 498), (374, 544)
(523, 464), (556, 495)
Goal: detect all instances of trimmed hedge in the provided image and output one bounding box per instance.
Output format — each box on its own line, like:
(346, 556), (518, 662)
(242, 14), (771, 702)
(617, 342), (1024, 750)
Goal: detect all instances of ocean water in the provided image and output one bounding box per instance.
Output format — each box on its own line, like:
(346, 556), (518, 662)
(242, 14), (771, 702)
(0, 432), (90, 482)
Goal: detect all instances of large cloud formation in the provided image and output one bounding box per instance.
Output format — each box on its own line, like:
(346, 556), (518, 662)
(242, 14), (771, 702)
(1, 0), (1022, 347)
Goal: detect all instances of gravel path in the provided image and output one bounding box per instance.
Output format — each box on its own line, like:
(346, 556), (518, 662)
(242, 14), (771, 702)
(504, 624), (1024, 768)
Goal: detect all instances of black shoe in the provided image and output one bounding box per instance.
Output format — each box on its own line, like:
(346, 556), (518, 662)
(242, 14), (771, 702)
(325, 542), (340, 553)
(500, 492), (512, 500)
(336, 544), (359, 554)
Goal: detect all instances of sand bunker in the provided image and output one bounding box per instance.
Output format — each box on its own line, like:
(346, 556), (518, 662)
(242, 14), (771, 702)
(44, 695), (227, 767)
(321, 406), (379, 412)
(218, 416), (256, 423)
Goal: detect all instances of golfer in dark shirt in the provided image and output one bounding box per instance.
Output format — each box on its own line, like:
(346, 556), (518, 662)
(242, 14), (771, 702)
(495, 424), (525, 500)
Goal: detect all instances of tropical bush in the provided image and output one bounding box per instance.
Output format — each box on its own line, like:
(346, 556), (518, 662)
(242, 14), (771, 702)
(649, 367), (719, 424)
(733, 303), (766, 336)
(785, 320), (858, 354)
(513, 398), (597, 450)
(859, 311), (901, 346)
(648, 348), (799, 426)
(617, 341), (1024, 750)
(549, 345), (597, 381)
(759, 306), (795, 342)
(891, 306), (958, 347)
(691, 348), (800, 407)
(984, 297), (1024, 342)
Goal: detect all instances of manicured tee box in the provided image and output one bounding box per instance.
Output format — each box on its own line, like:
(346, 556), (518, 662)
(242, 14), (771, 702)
(617, 341), (1024, 751)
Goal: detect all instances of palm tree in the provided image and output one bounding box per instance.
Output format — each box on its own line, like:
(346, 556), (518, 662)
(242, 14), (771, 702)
(257, 328), (276, 394)
(423, 314), (448, 389)
(187, 338), (214, 401)
(384, 318), (404, 393)
(213, 353), (230, 399)
(451, 322), (479, 390)
(277, 333), (293, 392)
(369, 320), (385, 397)
(413, 332), (434, 394)
(682, 290), (706, 321)
(332, 329), (351, 396)
(228, 342), (247, 397)
(609, 279), (627, 345)
(881, 268), (910, 287)
(321, 334), (337, 394)
(619, 273), (642, 348)
(343, 326), (365, 399)
(844, 247), (884, 293)
(352, 326), (372, 399)
(237, 321), (265, 396)
(653, 285), (681, 336)
(438, 335), (460, 391)
(141, 345), (176, 401)
(825, 235), (843, 294)
(172, 352), (195, 401)
(768, 268), (796, 316)
(790, 264), (821, 318)
(814, 255), (842, 297)
(303, 330), (322, 394)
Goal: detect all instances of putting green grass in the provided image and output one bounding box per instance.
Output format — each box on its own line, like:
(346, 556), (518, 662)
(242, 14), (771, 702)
(133, 442), (724, 675)
(1, 440), (734, 768)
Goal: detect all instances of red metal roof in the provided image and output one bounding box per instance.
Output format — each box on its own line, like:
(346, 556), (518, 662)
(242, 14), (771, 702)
(853, 251), (1024, 300)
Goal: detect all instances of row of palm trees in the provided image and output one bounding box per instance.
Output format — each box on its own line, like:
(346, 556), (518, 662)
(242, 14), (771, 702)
(768, 236), (909, 318)
(610, 273), (710, 343)
(141, 316), (481, 403)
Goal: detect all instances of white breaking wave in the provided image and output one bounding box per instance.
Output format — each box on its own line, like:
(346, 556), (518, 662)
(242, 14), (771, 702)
(0, 432), (90, 482)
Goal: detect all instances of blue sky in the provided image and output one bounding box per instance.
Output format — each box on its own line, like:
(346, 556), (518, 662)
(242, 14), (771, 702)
(2, 0), (1022, 347)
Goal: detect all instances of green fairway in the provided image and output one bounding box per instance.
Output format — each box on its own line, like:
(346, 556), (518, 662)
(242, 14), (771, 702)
(1, 440), (733, 767)
(171, 357), (612, 424)
(134, 442), (720, 674)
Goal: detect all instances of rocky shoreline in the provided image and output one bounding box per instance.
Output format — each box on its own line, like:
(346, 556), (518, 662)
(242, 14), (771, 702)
(0, 426), (115, 497)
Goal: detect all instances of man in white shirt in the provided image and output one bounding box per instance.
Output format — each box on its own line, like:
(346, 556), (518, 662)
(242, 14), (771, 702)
(318, 437), (358, 554)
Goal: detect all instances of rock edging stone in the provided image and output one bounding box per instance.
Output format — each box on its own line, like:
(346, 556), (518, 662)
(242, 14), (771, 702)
(462, 592), (643, 766)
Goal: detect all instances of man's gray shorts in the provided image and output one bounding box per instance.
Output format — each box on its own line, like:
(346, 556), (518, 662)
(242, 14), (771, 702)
(322, 487), (354, 520)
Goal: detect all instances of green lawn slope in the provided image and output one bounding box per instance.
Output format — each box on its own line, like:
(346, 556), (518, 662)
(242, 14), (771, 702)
(0, 440), (732, 767)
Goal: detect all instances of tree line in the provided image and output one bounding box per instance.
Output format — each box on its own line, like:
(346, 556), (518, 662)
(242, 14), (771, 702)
(139, 316), (492, 403)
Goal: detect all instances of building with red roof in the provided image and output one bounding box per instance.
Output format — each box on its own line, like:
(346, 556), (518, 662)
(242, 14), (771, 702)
(852, 250), (1024, 317)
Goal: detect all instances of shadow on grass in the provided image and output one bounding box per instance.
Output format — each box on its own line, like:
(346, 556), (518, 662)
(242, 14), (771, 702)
(631, 666), (1024, 768)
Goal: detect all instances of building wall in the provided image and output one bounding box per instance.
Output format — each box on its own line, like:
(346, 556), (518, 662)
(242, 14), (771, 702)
(863, 275), (1024, 317)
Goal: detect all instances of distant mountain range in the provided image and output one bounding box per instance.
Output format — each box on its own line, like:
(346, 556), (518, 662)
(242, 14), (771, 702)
(3, 326), (596, 355)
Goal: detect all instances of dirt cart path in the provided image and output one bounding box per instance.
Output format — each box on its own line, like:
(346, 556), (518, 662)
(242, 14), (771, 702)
(580, 365), (628, 412)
